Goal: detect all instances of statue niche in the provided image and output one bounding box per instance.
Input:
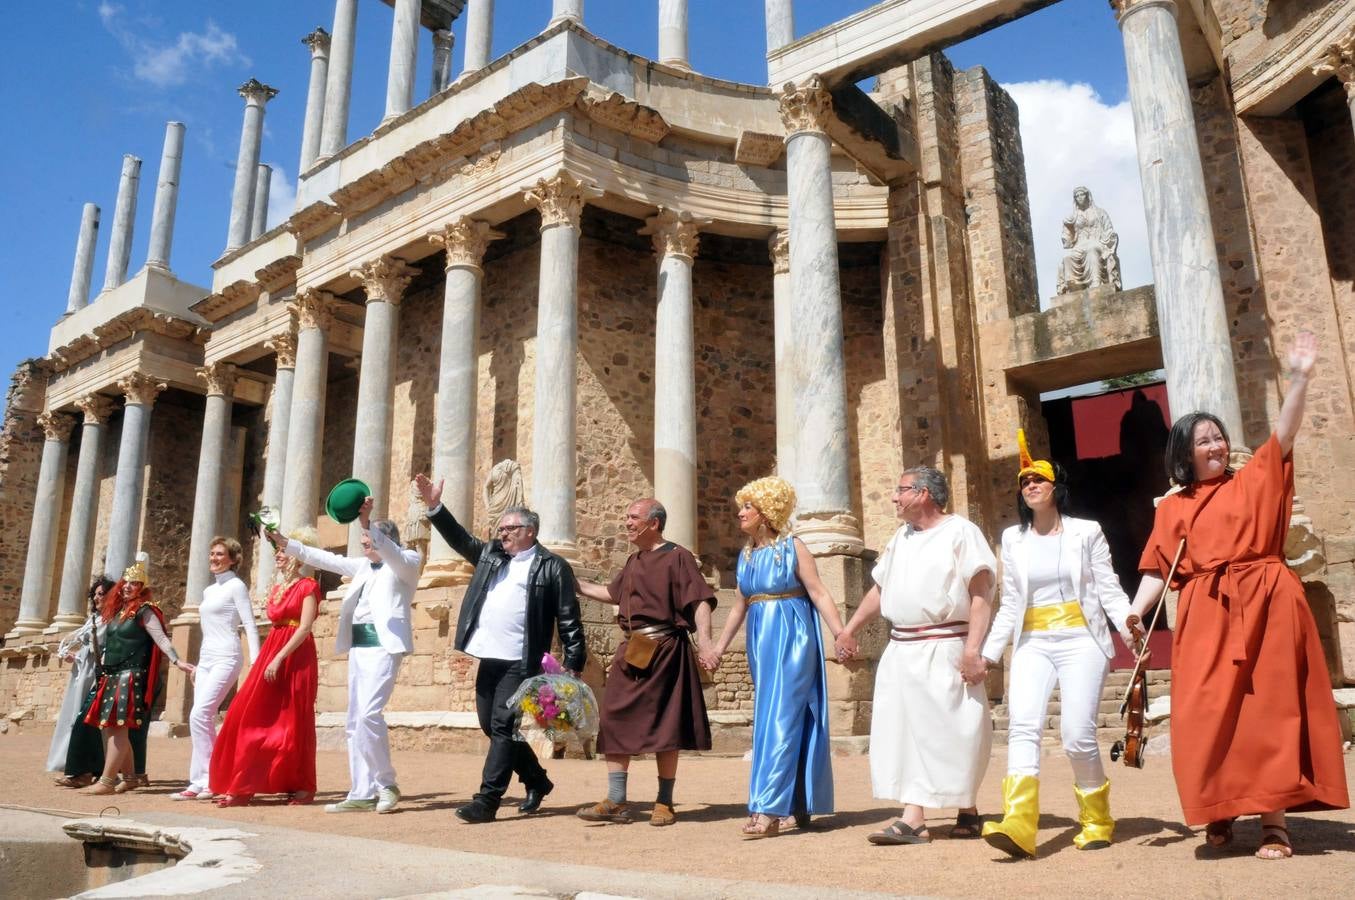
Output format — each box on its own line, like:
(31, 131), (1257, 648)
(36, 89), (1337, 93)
(1057, 186), (1122, 295)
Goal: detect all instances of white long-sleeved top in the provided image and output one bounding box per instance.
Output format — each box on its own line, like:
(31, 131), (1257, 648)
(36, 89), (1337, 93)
(198, 571), (261, 663)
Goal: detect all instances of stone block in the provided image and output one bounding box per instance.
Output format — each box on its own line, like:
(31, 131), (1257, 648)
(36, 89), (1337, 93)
(823, 657), (876, 701)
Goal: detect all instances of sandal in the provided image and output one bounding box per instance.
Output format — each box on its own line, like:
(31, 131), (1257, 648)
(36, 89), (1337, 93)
(1205, 818), (1235, 848)
(779, 812), (811, 831)
(950, 811), (983, 839)
(216, 794), (253, 807)
(113, 776), (136, 794)
(1256, 824), (1292, 860)
(868, 819), (931, 845)
(288, 791), (315, 806)
(742, 814), (780, 840)
(53, 774), (95, 788)
(85, 776), (118, 796)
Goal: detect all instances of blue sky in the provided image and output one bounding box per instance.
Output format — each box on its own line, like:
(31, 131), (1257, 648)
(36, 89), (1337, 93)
(0, 0), (1138, 416)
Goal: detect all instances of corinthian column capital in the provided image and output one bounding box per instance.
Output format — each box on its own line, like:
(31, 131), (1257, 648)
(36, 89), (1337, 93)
(291, 288), (335, 331)
(429, 218), (505, 271)
(769, 229), (790, 275)
(779, 75), (834, 136)
(640, 208), (706, 261)
(352, 256), (418, 305)
(196, 361), (238, 397)
(303, 26), (332, 55)
(1313, 31), (1355, 98)
(238, 77), (280, 106)
(36, 410), (75, 442)
(75, 393), (116, 425)
(524, 172), (599, 230)
(264, 329), (299, 369)
(117, 372), (167, 407)
(1108, 0), (1177, 21)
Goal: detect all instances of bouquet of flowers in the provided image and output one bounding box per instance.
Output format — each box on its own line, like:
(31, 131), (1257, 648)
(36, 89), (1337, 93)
(505, 654), (600, 744)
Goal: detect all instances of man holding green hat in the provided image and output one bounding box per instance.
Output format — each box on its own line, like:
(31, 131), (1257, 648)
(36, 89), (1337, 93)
(267, 495), (419, 815)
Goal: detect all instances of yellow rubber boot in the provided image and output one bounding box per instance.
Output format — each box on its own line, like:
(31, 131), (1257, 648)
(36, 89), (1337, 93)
(1072, 780), (1114, 850)
(981, 774), (1039, 859)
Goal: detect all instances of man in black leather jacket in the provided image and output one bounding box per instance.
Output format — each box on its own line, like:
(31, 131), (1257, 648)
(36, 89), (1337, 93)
(414, 473), (586, 823)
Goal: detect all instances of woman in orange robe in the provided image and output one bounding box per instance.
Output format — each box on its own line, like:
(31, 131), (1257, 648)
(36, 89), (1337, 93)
(1129, 332), (1347, 859)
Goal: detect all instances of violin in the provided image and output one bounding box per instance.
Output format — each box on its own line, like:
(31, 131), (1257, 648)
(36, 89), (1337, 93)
(1111, 537), (1184, 770)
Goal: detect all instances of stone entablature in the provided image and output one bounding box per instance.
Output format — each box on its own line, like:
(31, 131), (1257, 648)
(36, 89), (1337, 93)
(1221, 0), (1355, 114)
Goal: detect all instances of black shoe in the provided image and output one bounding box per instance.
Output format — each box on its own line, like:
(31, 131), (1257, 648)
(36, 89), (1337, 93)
(519, 779), (554, 814)
(455, 802), (497, 824)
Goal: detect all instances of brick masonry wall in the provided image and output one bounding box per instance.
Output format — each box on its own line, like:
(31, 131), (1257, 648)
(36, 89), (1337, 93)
(0, 362), (50, 635)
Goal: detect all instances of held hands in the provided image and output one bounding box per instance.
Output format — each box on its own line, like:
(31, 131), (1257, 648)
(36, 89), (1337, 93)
(958, 650), (988, 686)
(833, 631), (859, 662)
(1286, 330), (1317, 381)
(698, 644), (722, 672)
(413, 473), (443, 511)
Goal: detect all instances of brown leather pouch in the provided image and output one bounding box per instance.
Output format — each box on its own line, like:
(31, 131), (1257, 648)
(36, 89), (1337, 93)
(623, 631), (658, 670)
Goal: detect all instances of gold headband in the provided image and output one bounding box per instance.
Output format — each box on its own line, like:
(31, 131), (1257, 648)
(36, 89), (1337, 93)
(122, 552), (150, 586)
(1017, 429), (1056, 485)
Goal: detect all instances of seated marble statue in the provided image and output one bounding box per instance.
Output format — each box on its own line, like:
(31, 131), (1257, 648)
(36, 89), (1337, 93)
(1056, 186), (1121, 294)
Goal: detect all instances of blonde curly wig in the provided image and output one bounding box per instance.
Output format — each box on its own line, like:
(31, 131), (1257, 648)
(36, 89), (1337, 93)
(273, 525), (320, 585)
(735, 476), (797, 534)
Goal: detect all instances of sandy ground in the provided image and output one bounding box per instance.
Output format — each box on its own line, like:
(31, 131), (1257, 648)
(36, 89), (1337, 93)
(3, 726), (1353, 899)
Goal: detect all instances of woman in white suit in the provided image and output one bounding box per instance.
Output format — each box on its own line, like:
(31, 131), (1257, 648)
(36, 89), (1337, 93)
(980, 432), (1135, 859)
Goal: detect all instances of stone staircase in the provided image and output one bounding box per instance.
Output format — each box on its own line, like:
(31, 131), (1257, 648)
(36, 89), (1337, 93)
(989, 668), (1172, 745)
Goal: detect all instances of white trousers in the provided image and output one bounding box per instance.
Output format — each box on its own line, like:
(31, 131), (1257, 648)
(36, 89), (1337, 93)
(188, 655), (242, 792)
(1005, 627), (1108, 788)
(346, 646), (402, 800)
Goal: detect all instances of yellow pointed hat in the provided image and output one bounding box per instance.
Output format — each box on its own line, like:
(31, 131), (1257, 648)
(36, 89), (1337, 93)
(1017, 429), (1056, 485)
(122, 551), (150, 586)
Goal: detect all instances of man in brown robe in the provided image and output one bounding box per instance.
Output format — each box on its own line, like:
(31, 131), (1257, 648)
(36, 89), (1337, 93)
(575, 498), (717, 826)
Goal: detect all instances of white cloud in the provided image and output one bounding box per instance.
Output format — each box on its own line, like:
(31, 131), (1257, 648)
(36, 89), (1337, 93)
(98, 4), (248, 88)
(1002, 80), (1150, 307)
(264, 164), (297, 231)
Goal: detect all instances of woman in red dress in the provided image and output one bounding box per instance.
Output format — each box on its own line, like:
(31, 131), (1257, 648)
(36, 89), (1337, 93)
(1128, 332), (1348, 859)
(209, 527), (321, 806)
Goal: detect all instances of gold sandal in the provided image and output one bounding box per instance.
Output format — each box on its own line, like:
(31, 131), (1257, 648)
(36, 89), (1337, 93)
(86, 776), (118, 796)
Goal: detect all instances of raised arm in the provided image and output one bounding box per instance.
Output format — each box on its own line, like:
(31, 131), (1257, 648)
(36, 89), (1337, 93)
(1275, 331), (1316, 457)
(364, 513), (422, 588)
(416, 474), (486, 565)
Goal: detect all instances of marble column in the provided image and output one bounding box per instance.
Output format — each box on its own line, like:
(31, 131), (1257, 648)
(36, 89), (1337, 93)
(226, 79), (278, 252)
(765, 0), (794, 51)
(101, 155), (141, 293)
(384, 0), (420, 120)
(144, 122), (185, 272)
(65, 203), (100, 314)
(281, 290), (333, 534)
(550, 0), (583, 26)
(430, 29), (454, 94)
(180, 363), (238, 623)
(641, 208), (701, 551)
(779, 77), (863, 554)
(769, 229), (796, 485)
(423, 218), (503, 584)
(524, 173), (597, 561)
(1313, 31), (1355, 136)
(256, 330), (297, 592)
(251, 163), (272, 240)
(658, 0), (690, 71)
(1115, 0), (1242, 437)
(7, 412), (75, 638)
(348, 256), (417, 552)
(320, 0), (359, 159)
(463, 0), (494, 74)
(104, 373), (167, 581)
(52, 395), (116, 629)
(299, 28), (331, 174)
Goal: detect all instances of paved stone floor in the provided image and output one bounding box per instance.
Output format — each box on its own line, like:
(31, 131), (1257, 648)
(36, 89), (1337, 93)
(2, 727), (1352, 898)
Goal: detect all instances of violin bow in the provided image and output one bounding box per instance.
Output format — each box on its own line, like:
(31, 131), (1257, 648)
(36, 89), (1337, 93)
(1120, 537), (1185, 714)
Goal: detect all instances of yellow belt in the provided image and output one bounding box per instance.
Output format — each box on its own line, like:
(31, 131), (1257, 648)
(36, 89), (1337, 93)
(276, 618), (301, 627)
(747, 591), (806, 604)
(1022, 601), (1087, 632)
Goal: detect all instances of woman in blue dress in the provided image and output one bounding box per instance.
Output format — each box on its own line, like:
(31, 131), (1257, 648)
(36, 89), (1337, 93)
(711, 476), (858, 839)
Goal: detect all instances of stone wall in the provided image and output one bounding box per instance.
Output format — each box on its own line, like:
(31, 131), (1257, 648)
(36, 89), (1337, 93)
(0, 362), (50, 635)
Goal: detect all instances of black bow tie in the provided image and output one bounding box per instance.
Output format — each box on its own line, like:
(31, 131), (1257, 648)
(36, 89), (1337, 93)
(369, 562), (384, 571)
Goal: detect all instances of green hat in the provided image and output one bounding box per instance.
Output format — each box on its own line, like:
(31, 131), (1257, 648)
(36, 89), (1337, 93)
(325, 478), (371, 524)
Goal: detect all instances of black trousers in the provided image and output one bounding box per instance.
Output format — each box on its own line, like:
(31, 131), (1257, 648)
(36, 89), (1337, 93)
(473, 658), (548, 810)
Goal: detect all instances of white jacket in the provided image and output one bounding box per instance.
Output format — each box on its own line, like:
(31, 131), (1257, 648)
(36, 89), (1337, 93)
(981, 516), (1133, 662)
(287, 525), (419, 656)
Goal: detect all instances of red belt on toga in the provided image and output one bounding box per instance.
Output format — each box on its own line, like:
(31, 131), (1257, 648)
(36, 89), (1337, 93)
(1188, 555), (1286, 663)
(889, 620), (969, 642)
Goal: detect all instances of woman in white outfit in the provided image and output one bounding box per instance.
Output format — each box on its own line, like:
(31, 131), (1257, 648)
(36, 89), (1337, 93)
(979, 432), (1134, 858)
(48, 578), (114, 782)
(171, 536), (260, 801)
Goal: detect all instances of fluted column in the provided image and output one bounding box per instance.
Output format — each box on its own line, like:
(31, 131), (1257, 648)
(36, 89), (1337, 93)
(65, 204), (100, 314)
(251, 163), (272, 240)
(101, 155), (141, 293)
(765, 0), (794, 52)
(769, 230), (796, 485)
(1114, 0), (1242, 436)
(524, 173), (598, 561)
(658, 0), (690, 71)
(52, 395), (116, 629)
(779, 77), (863, 554)
(550, 0), (583, 26)
(180, 364), (238, 623)
(257, 330), (297, 592)
(144, 121), (185, 271)
(226, 79), (278, 252)
(423, 219), (503, 585)
(104, 373), (167, 581)
(7, 412), (75, 638)
(299, 28), (331, 174)
(348, 257), (417, 553)
(281, 290), (333, 533)
(385, 0), (420, 120)
(641, 209), (702, 551)
(1314, 31), (1355, 137)
(430, 29), (454, 94)
(463, 0), (494, 74)
(320, 0), (359, 159)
